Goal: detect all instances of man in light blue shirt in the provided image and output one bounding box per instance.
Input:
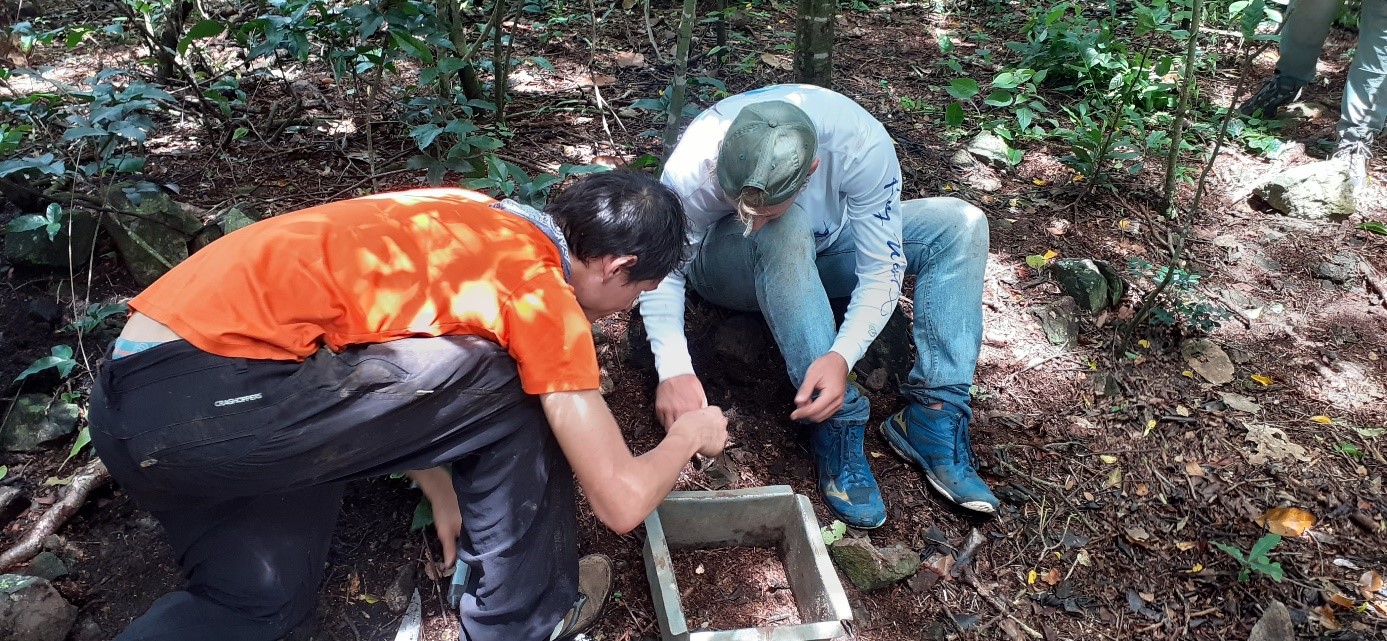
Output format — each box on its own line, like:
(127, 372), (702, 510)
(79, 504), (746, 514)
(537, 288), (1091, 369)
(640, 85), (999, 528)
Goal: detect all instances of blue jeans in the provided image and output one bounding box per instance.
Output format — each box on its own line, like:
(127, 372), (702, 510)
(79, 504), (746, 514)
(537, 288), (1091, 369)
(1277, 0), (1387, 142)
(687, 198), (988, 424)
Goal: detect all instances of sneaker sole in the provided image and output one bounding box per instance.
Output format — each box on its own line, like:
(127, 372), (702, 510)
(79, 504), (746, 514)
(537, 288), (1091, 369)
(880, 418), (996, 514)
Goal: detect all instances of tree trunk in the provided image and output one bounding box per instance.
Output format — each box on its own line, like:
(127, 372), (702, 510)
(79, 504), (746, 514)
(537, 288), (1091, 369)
(794, 0), (834, 87)
(662, 0), (697, 159)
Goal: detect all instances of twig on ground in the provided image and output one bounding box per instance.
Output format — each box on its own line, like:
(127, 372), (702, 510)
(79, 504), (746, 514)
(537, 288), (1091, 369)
(0, 458), (110, 571)
(1359, 257), (1387, 309)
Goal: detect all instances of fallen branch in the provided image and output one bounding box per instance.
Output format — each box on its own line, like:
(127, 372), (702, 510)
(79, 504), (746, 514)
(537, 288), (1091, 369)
(1360, 258), (1387, 309)
(0, 458), (110, 572)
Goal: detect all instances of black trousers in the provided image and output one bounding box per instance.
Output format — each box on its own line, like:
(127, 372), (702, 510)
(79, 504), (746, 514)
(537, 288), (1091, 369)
(89, 336), (578, 641)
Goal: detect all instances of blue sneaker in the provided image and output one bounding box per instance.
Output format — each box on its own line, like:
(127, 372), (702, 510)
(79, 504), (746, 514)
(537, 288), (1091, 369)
(809, 422), (886, 529)
(881, 405), (998, 513)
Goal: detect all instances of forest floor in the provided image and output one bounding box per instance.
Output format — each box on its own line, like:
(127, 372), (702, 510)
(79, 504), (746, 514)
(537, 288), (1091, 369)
(1, 0), (1386, 640)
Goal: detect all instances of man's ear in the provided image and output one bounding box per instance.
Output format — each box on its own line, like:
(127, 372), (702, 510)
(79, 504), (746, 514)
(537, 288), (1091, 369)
(808, 157), (821, 176)
(604, 255), (639, 280)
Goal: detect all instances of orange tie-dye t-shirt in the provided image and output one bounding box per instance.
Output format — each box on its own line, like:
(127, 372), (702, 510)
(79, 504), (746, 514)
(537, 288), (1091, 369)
(130, 189), (598, 394)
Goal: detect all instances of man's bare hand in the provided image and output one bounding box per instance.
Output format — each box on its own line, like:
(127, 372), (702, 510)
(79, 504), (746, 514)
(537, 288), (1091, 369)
(668, 405), (729, 457)
(405, 467), (461, 568)
(655, 374), (708, 430)
(790, 352), (848, 423)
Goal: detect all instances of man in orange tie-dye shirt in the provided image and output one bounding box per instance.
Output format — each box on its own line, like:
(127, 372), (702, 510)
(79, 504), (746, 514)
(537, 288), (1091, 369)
(88, 171), (728, 641)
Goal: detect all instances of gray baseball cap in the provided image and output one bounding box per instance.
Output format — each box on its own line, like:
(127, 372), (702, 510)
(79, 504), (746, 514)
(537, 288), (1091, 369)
(715, 100), (818, 205)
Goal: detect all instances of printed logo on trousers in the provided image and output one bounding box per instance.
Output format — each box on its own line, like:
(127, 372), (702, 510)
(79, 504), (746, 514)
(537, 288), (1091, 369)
(214, 393), (264, 407)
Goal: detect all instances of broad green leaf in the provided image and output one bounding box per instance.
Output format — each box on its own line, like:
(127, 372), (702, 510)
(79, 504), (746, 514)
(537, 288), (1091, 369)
(1249, 533), (1281, 559)
(820, 519), (847, 545)
(178, 20), (226, 55)
(5, 214), (50, 234)
(410, 497), (435, 531)
(0, 465), (7, 481)
(1240, 0), (1267, 41)
(15, 345), (76, 382)
(389, 30), (434, 64)
(1354, 427), (1384, 438)
(410, 123), (445, 150)
(63, 426), (91, 466)
(984, 90), (1014, 107)
(556, 163), (611, 177)
(945, 102), (965, 127)
(947, 78), (981, 100)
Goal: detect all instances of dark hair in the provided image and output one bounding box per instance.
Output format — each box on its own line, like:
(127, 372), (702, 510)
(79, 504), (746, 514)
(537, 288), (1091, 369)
(545, 170), (688, 283)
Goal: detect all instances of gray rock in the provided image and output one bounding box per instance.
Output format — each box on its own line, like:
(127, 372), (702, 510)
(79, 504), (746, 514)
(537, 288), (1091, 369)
(854, 307), (913, 392)
(2, 209), (100, 270)
(828, 538), (920, 591)
(383, 564), (416, 614)
(965, 132), (1011, 168)
(0, 574), (78, 641)
(219, 206), (258, 235)
(1050, 259), (1125, 314)
(1253, 160), (1356, 220)
(1315, 252), (1359, 285)
(68, 617), (103, 641)
(1033, 297), (1081, 348)
(962, 169), (1003, 192)
(22, 552), (67, 582)
(598, 368), (615, 396)
(949, 148), (977, 170)
(1248, 601), (1293, 641)
(0, 395), (80, 452)
(101, 182), (205, 286)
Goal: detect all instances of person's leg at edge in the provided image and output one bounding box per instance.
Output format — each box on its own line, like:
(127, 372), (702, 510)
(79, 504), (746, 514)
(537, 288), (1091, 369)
(1239, 0), (1343, 115)
(1334, 0), (1387, 192)
(1279, 0), (1343, 83)
(884, 198), (998, 513)
(450, 394), (580, 641)
(688, 205), (884, 528)
(114, 487), (345, 641)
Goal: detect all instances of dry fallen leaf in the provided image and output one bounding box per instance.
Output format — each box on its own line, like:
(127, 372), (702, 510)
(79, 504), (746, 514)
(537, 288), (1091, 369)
(1186, 563), (1204, 573)
(1027, 569), (1037, 585)
(1125, 526), (1150, 542)
(1220, 392), (1262, 413)
(1362, 570), (1384, 595)
(614, 51), (646, 67)
(1251, 373), (1273, 386)
(1176, 541), (1197, 551)
(1311, 605), (1342, 630)
(1257, 506), (1317, 537)
(577, 74), (618, 88)
(1185, 460), (1205, 477)
(1309, 415), (1333, 424)
(1245, 423), (1311, 465)
(1100, 454), (1118, 464)
(760, 53), (792, 70)
(1182, 339), (1235, 385)
(1043, 568), (1061, 585)
(1327, 593), (1355, 608)
(1103, 466), (1123, 489)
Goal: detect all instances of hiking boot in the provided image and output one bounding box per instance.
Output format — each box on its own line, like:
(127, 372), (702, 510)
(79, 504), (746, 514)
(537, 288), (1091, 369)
(1333, 137), (1372, 197)
(809, 422), (886, 529)
(1239, 73), (1305, 117)
(550, 554), (613, 641)
(881, 404), (998, 514)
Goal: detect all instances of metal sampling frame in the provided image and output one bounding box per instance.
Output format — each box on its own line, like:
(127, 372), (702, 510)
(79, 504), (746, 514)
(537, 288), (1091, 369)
(642, 485), (853, 641)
